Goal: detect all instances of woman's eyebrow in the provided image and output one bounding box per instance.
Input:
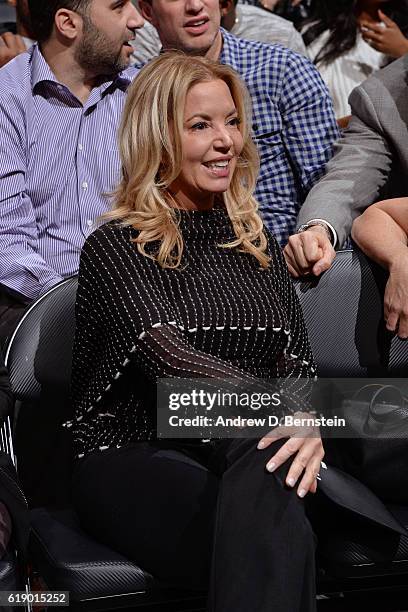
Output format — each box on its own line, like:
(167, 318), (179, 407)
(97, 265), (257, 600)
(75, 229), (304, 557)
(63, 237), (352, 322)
(185, 108), (238, 122)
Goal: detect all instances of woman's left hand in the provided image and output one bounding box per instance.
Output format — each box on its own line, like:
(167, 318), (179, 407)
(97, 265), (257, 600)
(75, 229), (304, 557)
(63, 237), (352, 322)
(257, 413), (324, 497)
(360, 10), (408, 58)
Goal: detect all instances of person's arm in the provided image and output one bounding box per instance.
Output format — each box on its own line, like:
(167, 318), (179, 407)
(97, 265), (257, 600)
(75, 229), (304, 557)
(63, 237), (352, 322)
(352, 198), (408, 339)
(134, 323), (260, 382)
(284, 78), (394, 276)
(278, 51), (339, 277)
(0, 95), (64, 301)
(280, 51), (339, 199)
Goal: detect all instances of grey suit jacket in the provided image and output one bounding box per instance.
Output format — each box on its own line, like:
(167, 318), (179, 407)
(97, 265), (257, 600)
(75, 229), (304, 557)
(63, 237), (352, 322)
(297, 54), (408, 248)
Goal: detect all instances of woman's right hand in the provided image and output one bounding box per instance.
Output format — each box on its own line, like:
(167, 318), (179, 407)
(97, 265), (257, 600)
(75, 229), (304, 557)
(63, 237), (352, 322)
(257, 413), (325, 498)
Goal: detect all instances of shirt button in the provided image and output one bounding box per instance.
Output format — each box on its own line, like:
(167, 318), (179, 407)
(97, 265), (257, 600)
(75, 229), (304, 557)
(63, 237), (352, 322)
(78, 144), (83, 151)
(57, 84), (63, 90)
(87, 219), (93, 227)
(82, 181), (88, 190)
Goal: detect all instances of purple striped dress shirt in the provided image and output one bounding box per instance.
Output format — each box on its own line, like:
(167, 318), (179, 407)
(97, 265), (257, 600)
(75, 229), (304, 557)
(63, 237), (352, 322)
(0, 44), (138, 301)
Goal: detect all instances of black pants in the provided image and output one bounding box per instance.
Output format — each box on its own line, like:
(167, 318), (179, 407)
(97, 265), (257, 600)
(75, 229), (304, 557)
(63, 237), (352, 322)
(73, 439), (316, 612)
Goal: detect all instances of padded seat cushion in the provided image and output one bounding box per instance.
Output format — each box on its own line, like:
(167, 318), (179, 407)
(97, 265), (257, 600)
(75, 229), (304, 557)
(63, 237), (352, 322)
(30, 507), (152, 600)
(318, 505), (408, 575)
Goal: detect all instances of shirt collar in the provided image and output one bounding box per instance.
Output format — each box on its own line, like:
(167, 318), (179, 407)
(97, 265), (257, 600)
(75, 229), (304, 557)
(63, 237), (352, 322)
(31, 43), (60, 90)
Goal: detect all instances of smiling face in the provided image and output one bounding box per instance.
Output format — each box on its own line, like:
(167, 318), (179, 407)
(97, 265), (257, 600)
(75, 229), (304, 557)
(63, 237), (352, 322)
(75, 0), (144, 75)
(140, 0), (222, 58)
(169, 79), (244, 211)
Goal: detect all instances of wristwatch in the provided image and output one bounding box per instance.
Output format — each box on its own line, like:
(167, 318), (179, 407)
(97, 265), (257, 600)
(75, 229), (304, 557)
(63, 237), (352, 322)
(297, 220), (333, 244)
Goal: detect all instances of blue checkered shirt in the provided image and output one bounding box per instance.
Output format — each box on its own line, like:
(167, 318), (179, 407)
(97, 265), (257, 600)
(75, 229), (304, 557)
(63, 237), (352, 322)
(220, 28), (339, 246)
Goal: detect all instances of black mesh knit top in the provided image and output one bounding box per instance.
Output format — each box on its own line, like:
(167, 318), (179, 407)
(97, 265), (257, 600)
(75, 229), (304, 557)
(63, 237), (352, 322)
(70, 209), (316, 459)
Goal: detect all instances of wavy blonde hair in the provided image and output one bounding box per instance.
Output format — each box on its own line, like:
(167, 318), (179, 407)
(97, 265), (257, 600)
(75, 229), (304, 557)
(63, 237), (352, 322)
(105, 52), (270, 268)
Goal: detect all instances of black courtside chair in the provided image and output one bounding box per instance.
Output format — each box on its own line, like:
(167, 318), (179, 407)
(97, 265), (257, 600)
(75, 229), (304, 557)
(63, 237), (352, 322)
(4, 250), (408, 609)
(294, 248), (408, 597)
(4, 277), (206, 612)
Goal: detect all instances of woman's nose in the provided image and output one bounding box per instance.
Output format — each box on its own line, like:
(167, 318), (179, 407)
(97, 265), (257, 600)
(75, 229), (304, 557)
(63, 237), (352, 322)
(214, 127), (233, 149)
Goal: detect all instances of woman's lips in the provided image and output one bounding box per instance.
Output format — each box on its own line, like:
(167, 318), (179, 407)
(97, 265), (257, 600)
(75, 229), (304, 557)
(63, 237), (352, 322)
(202, 161), (231, 178)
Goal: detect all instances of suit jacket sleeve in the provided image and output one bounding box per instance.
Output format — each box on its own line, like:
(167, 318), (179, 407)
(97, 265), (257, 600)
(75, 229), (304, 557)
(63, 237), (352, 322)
(296, 78), (394, 248)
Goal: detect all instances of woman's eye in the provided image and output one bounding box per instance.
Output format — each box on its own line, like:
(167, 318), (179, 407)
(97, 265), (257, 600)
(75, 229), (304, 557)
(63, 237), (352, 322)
(191, 122), (208, 131)
(228, 117), (241, 127)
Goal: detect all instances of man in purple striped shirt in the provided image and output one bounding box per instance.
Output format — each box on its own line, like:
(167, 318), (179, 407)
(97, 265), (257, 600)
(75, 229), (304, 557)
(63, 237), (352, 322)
(0, 0), (144, 343)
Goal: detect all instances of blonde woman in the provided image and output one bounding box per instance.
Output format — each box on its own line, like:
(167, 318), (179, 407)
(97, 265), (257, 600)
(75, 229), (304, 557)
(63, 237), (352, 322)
(352, 197), (408, 339)
(71, 53), (322, 612)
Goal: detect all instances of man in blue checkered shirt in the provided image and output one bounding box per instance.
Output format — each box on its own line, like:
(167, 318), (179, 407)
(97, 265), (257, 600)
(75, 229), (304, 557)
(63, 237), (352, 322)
(138, 0), (339, 247)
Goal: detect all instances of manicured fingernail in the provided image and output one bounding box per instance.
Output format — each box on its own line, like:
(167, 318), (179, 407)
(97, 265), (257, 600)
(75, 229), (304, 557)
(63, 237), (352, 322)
(266, 462), (276, 472)
(287, 477), (295, 487)
(298, 489), (307, 498)
(257, 441), (265, 449)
